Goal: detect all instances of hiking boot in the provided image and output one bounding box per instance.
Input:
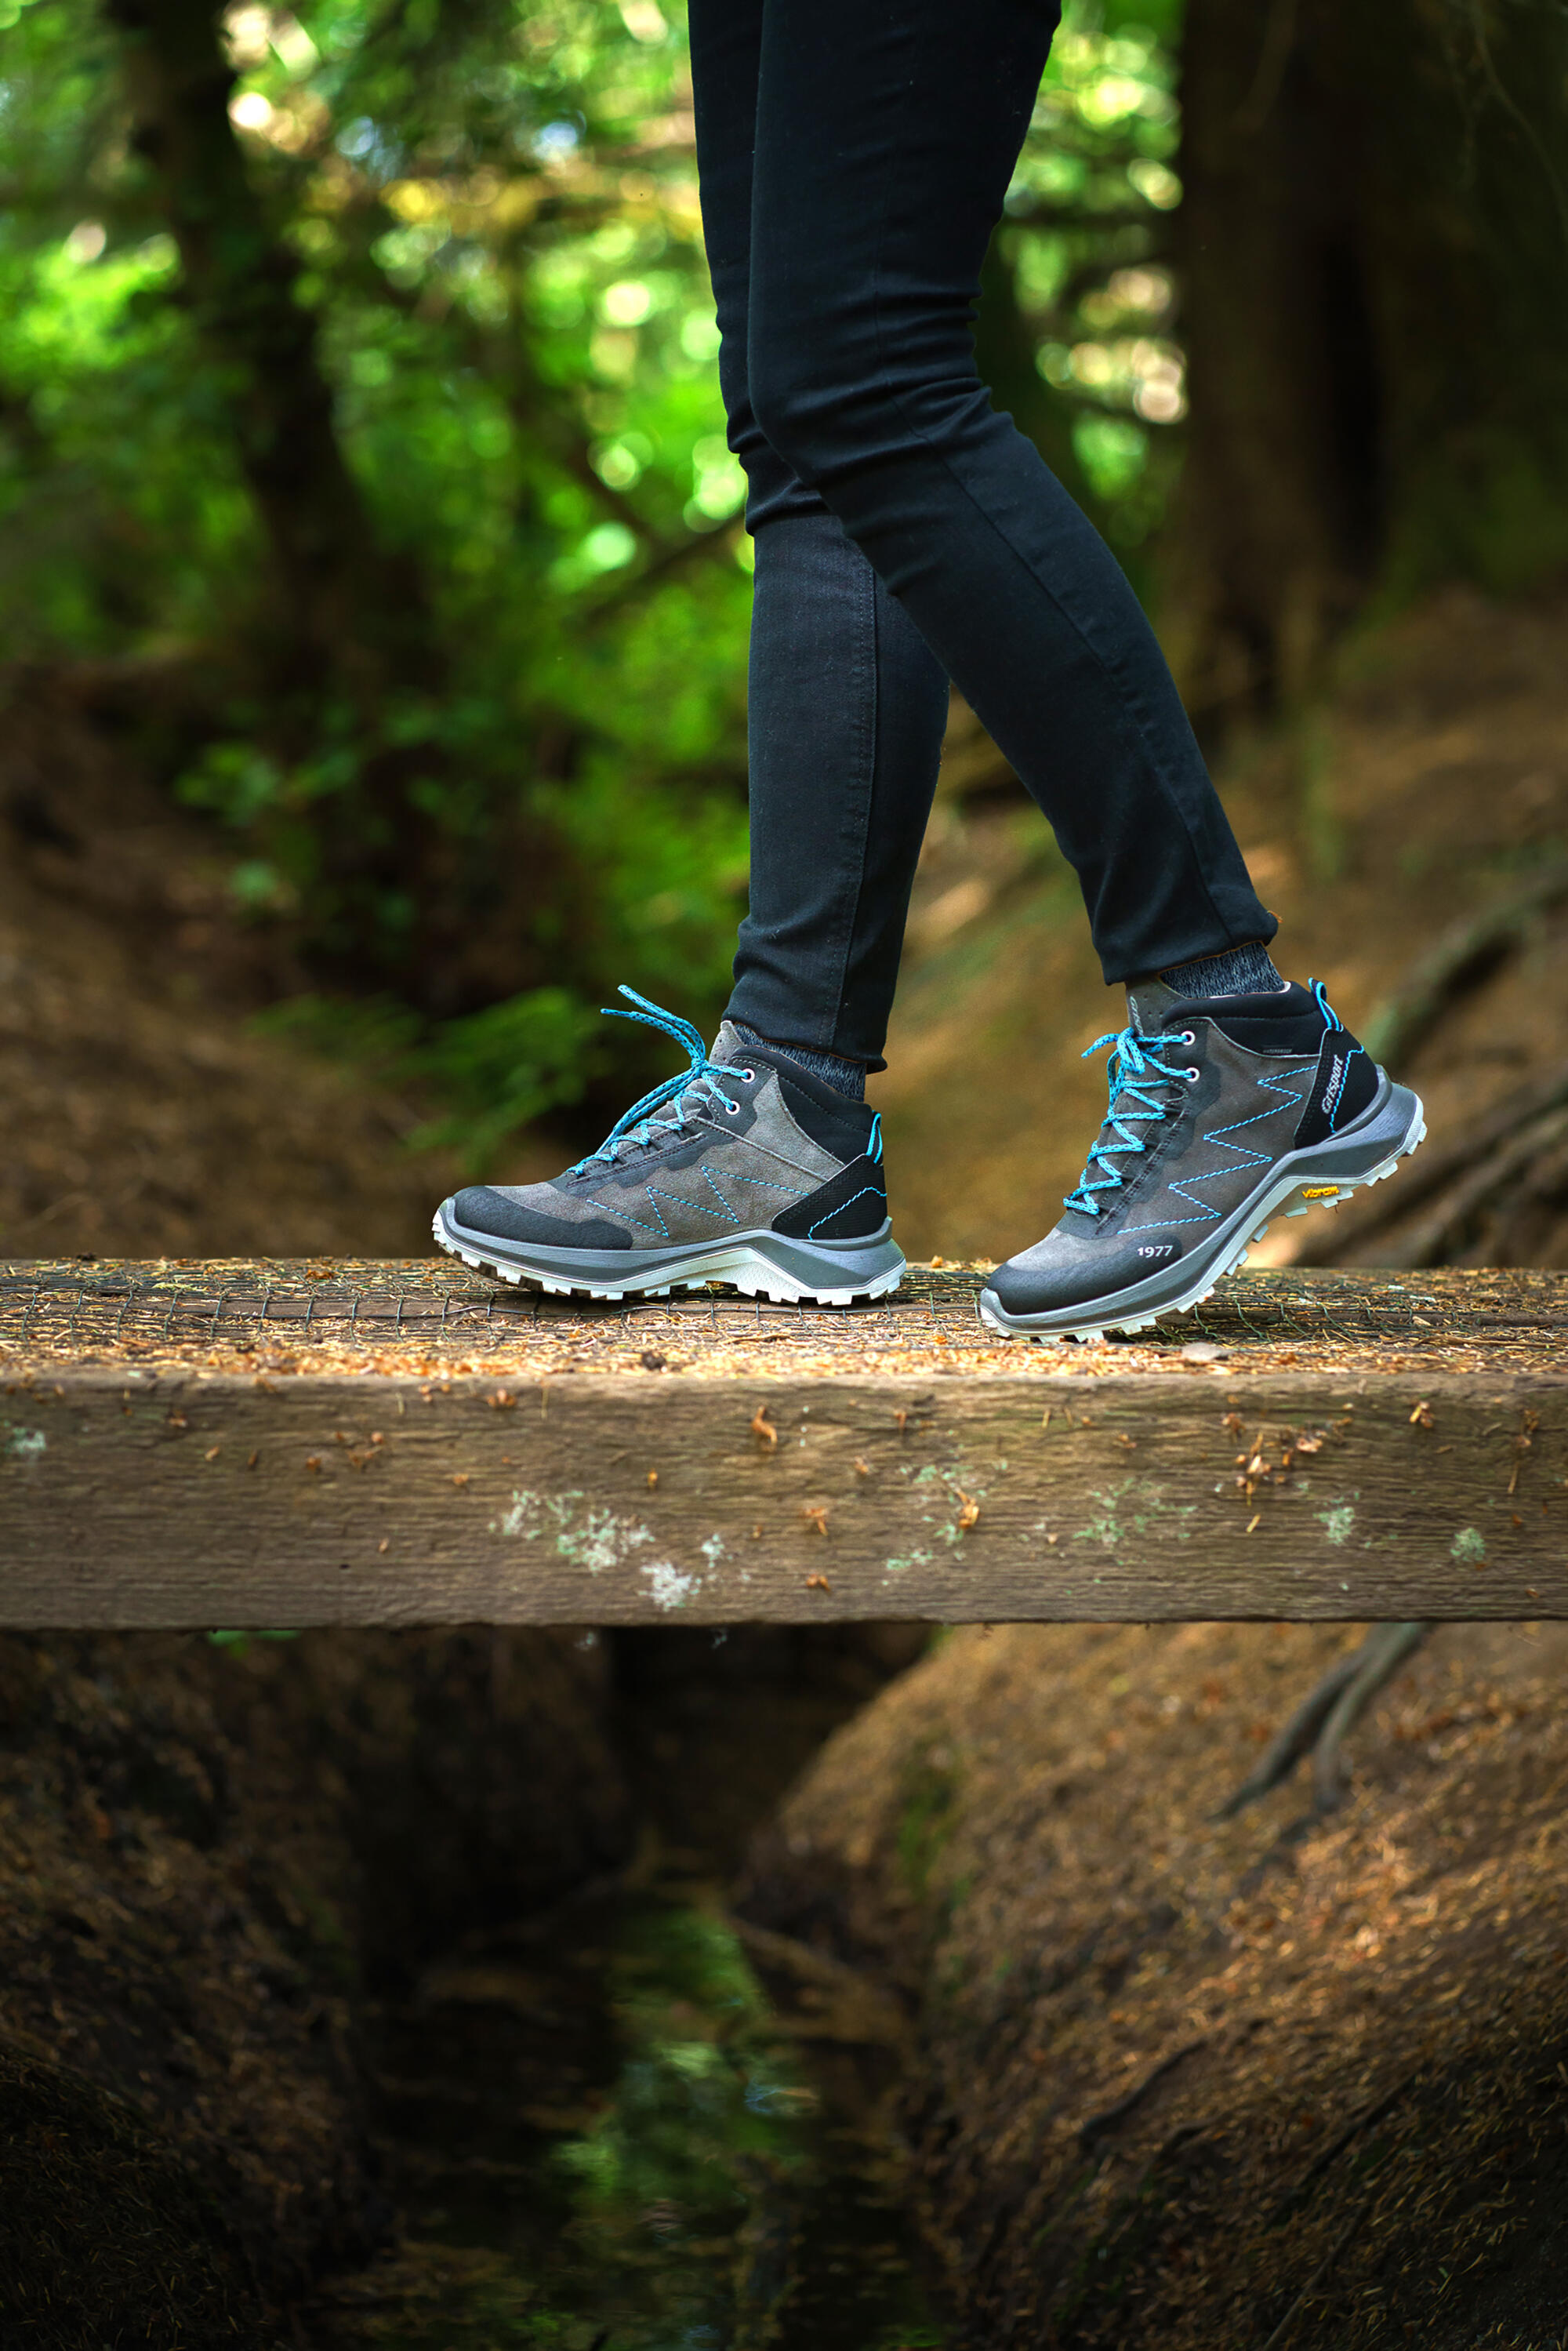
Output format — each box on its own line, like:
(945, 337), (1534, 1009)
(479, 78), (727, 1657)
(433, 988), (903, 1303)
(978, 979), (1425, 1342)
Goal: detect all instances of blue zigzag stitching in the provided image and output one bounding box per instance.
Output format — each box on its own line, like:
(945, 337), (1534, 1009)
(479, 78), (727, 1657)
(627, 1163), (808, 1239)
(618, 1194), (675, 1239)
(721, 1168), (810, 1203)
(645, 1166), (742, 1231)
(1126, 1067), (1307, 1234)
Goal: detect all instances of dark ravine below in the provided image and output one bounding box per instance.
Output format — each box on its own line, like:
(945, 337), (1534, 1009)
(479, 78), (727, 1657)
(0, 1621), (626, 2346)
(308, 1622), (947, 2350)
(0, 1619), (943, 2349)
(8, 1611), (1568, 2350)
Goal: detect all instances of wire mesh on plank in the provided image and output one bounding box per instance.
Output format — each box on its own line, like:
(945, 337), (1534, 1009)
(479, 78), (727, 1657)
(2, 1260), (1564, 1378)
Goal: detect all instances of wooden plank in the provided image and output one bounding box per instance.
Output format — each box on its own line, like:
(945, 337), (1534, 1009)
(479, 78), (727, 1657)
(2, 1360), (1563, 1628)
(5, 1258), (1566, 1383)
(4, 1260), (1564, 1627)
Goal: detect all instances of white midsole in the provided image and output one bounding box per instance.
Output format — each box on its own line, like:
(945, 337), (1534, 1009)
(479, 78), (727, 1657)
(433, 1214), (906, 1306)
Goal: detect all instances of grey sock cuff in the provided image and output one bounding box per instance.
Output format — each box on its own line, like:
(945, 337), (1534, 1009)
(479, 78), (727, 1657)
(729, 1022), (867, 1102)
(1158, 941), (1285, 998)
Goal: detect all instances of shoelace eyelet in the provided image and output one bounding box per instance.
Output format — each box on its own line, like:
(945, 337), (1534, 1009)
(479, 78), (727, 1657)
(724, 1098), (740, 1115)
(1185, 1066), (1200, 1082)
(1181, 1030), (1196, 1045)
(741, 1068), (756, 1083)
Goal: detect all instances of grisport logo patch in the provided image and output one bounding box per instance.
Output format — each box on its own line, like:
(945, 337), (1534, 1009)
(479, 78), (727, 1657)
(1319, 1049), (1348, 1125)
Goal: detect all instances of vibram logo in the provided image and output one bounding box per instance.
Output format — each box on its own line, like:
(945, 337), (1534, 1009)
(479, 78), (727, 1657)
(1301, 1184), (1341, 1199)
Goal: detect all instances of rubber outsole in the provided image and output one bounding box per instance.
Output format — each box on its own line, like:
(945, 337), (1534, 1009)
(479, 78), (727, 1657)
(431, 1204), (906, 1306)
(977, 1090), (1428, 1345)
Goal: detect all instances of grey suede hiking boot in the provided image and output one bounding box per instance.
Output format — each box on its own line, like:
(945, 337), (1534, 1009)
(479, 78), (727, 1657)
(433, 987), (903, 1303)
(979, 978), (1425, 1342)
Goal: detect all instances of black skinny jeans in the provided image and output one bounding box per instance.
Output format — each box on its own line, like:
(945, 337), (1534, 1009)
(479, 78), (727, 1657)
(691, 0), (1276, 1069)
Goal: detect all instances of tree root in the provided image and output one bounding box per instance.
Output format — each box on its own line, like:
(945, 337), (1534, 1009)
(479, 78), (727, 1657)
(1217, 1622), (1436, 1819)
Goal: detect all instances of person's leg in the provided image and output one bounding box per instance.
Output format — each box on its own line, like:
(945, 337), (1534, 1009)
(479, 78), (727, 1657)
(427, 0), (935, 1304)
(728, 0), (1423, 1339)
(690, 0), (950, 1077)
(743, 0), (1275, 985)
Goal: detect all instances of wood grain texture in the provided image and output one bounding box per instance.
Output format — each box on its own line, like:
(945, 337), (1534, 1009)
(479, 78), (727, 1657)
(5, 1259), (1566, 1383)
(2, 1364), (1563, 1626)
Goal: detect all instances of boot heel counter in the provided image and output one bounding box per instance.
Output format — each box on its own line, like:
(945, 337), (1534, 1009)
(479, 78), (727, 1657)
(771, 1156), (887, 1241)
(1294, 1032), (1378, 1148)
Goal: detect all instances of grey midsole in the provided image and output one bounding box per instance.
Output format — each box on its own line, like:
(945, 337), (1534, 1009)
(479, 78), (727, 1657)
(435, 1202), (905, 1291)
(980, 1077), (1421, 1334)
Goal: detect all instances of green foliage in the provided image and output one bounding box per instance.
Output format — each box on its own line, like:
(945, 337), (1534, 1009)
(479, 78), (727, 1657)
(253, 983), (599, 1163)
(557, 1904), (797, 2224)
(343, 1893), (942, 2346)
(0, 0), (1185, 1154)
(405, 986), (603, 1162)
(1003, 8), (1191, 561)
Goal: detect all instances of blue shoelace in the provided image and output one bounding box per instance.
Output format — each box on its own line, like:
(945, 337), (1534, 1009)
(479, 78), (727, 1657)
(1065, 1025), (1194, 1215)
(1065, 979), (1341, 1215)
(571, 987), (752, 1173)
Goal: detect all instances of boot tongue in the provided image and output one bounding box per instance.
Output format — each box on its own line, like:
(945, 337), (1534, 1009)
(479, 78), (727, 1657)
(710, 1019), (751, 1066)
(710, 1019), (802, 1079)
(1124, 976), (1188, 1035)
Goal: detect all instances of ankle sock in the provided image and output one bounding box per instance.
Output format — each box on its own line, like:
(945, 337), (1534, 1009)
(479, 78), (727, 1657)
(730, 1021), (867, 1102)
(1159, 940), (1285, 998)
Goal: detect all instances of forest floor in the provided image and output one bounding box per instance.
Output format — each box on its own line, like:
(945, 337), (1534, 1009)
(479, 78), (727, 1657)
(0, 669), (551, 1262)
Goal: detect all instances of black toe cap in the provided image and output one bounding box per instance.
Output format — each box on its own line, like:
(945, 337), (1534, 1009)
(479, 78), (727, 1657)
(450, 1186), (632, 1251)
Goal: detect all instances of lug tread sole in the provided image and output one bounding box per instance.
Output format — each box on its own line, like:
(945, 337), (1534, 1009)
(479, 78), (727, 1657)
(431, 1212), (904, 1307)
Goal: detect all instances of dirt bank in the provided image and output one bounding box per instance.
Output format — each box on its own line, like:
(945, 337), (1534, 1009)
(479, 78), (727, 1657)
(0, 1627), (626, 2347)
(0, 672), (544, 1262)
(742, 1618), (1568, 2348)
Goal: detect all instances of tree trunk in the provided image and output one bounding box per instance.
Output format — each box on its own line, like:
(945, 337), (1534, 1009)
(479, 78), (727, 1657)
(103, 0), (431, 698)
(1171, 0), (1568, 714)
(96, 0), (533, 1004)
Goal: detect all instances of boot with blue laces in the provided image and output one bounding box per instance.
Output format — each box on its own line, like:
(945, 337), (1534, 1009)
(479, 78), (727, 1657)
(979, 978), (1425, 1342)
(433, 988), (903, 1303)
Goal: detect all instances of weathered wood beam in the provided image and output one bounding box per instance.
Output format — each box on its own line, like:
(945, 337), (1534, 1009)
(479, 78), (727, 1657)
(2, 1363), (1563, 1627)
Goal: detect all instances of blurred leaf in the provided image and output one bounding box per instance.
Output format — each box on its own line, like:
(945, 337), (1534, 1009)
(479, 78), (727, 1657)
(408, 987), (606, 1166)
